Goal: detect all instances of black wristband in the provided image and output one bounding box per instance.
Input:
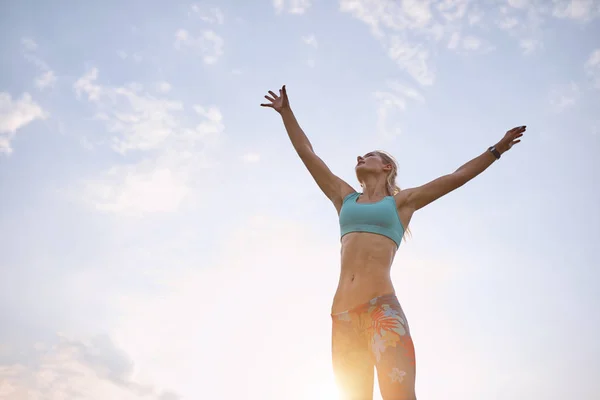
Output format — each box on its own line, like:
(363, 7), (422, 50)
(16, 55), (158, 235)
(488, 146), (501, 160)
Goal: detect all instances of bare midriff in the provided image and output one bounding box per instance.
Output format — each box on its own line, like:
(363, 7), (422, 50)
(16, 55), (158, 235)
(331, 231), (398, 314)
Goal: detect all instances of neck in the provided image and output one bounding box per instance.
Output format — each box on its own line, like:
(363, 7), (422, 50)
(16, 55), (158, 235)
(360, 175), (389, 198)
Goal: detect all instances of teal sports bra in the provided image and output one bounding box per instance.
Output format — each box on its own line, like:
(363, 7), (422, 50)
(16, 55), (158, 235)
(339, 192), (405, 247)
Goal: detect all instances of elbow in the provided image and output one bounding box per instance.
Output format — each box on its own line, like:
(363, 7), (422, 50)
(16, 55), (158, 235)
(297, 144), (314, 159)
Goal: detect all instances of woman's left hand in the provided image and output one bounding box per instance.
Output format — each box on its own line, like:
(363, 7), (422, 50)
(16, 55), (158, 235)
(496, 125), (526, 154)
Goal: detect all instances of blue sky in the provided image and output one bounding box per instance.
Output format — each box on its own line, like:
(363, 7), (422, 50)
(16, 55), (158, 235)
(1, 0), (599, 399)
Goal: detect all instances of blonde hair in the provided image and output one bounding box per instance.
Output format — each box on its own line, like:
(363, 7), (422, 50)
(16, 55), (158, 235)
(374, 150), (412, 240)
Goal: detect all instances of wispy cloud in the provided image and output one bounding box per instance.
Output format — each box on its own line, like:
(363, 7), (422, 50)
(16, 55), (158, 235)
(520, 38), (542, 54)
(0, 92), (47, 154)
(0, 335), (179, 400)
(35, 70), (57, 90)
(155, 81), (172, 94)
(552, 0), (600, 22)
(548, 82), (580, 112)
(20, 36), (58, 91)
(387, 37), (435, 86)
(174, 29), (224, 65)
(74, 68), (102, 101)
(496, 3), (546, 55)
(373, 80), (424, 138)
(338, 0), (462, 85)
(190, 4), (225, 24)
(499, 0), (599, 55)
(273, 0), (313, 14)
(448, 33), (495, 53)
(116, 50), (143, 62)
(72, 68), (224, 215)
(302, 34), (319, 48)
(584, 49), (600, 89)
(20, 37), (37, 51)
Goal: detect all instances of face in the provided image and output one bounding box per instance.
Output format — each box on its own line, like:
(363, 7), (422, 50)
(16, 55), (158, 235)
(355, 151), (392, 174)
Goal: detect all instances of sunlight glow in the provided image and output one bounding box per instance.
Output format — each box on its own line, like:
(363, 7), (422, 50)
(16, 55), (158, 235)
(307, 381), (340, 400)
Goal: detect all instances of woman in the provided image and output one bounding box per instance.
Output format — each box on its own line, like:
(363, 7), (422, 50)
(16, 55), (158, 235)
(261, 85), (525, 400)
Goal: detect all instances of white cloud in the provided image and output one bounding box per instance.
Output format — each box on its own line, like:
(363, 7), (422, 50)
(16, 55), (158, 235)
(84, 162), (191, 215)
(508, 0), (530, 8)
(549, 82), (580, 111)
(496, 4), (545, 55)
(500, 0), (599, 55)
(21, 37), (37, 51)
(19, 37), (58, 90)
(174, 29), (189, 43)
(467, 6), (484, 25)
(174, 29), (224, 64)
(462, 35), (481, 50)
(459, 35), (494, 53)
(190, 4), (224, 24)
(340, 0), (437, 38)
(447, 32), (460, 49)
(437, 0), (470, 22)
(73, 68), (225, 215)
(520, 38), (542, 54)
(74, 68), (102, 101)
(552, 0), (600, 21)
(35, 70), (57, 90)
(0, 335), (179, 400)
(339, 0), (449, 85)
(131, 53), (143, 63)
(373, 81), (424, 138)
(498, 16), (519, 29)
(387, 36), (435, 86)
(242, 152), (261, 163)
(584, 49), (600, 88)
(155, 82), (172, 94)
(401, 0), (433, 26)
(273, 0), (313, 14)
(0, 92), (47, 154)
(302, 34), (319, 48)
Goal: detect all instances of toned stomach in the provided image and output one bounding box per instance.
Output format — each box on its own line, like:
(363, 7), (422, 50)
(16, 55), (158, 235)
(331, 231), (398, 314)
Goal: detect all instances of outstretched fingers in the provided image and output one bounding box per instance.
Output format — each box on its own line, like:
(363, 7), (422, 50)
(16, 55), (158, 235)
(260, 85), (287, 108)
(511, 125), (526, 134)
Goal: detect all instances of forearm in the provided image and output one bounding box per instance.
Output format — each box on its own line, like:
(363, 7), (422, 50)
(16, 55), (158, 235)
(280, 108), (314, 156)
(453, 148), (497, 183)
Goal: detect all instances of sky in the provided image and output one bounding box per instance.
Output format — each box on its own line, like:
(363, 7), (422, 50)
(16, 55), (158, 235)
(0, 0), (599, 399)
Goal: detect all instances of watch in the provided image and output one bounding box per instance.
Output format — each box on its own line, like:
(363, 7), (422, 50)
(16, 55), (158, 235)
(488, 145), (501, 160)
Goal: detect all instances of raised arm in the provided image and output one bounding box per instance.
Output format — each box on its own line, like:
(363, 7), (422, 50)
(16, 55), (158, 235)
(400, 126), (526, 211)
(261, 85), (355, 210)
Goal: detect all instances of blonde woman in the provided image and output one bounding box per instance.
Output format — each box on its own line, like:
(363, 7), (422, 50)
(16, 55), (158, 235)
(261, 85), (525, 400)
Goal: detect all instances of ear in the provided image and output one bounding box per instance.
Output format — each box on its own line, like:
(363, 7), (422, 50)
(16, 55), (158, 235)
(383, 163), (392, 172)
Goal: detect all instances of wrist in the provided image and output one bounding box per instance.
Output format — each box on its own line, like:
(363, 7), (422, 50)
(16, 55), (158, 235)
(494, 141), (508, 154)
(279, 107), (293, 117)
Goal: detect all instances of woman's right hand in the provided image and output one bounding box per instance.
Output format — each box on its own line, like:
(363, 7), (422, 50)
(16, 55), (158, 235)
(260, 85), (289, 113)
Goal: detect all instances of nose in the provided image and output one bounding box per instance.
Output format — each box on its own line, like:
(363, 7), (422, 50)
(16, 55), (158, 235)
(357, 156), (363, 163)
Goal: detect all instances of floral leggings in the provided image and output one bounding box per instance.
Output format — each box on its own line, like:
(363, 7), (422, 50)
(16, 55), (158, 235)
(331, 293), (416, 400)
